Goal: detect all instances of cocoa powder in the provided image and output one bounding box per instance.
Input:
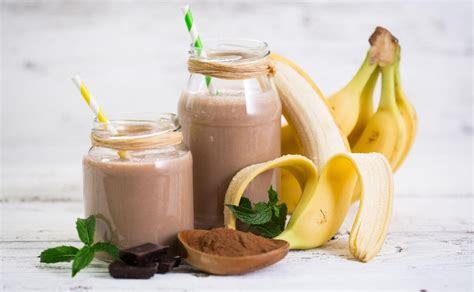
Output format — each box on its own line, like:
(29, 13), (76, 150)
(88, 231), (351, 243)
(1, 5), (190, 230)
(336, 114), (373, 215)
(188, 228), (284, 257)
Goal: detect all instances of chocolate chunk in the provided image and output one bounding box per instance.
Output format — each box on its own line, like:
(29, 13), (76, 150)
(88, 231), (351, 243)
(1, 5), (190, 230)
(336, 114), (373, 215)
(108, 260), (156, 279)
(120, 243), (168, 266)
(156, 255), (181, 274)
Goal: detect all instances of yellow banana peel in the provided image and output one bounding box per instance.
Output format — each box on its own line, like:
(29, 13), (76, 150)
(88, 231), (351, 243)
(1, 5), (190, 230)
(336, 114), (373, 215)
(224, 154), (393, 262)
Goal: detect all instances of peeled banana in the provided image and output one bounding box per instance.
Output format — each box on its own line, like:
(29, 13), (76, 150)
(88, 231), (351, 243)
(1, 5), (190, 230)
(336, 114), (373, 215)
(271, 53), (349, 170)
(224, 47), (395, 261)
(274, 52), (349, 212)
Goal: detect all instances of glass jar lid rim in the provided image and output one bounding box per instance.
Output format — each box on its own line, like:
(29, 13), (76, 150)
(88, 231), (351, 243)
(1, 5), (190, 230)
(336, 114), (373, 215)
(93, 112), (180, 140)
(189, 38), (270, 63)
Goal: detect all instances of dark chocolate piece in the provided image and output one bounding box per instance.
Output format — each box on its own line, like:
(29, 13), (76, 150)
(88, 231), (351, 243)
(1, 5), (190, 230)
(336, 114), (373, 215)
(156, 255), (181, 274)
(108, 260), (156, 279)
(120, 243), (169, 266)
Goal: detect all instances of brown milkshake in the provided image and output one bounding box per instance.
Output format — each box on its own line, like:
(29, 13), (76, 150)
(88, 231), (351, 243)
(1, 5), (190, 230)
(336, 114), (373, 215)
(83, 114), (193, 252)
(179, 89), (281, 229)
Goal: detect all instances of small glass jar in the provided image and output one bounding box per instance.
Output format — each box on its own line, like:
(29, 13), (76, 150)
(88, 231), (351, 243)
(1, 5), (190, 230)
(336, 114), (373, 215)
(178, 39), (281, 229)
(83, 113), (193, 253)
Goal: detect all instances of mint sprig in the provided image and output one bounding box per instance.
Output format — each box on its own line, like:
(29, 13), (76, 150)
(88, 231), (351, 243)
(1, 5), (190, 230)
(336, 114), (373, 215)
(225, 186), (288, 238)
(39, 215), (119, 277)
(76, 216), (96, 245)
(39, 246), (79, 263)
(91, 242), (120, 259)
(72, 246), (95, 277)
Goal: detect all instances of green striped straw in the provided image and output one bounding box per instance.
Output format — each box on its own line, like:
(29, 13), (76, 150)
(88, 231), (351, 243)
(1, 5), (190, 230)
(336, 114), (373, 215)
(181, 5), (217, 95)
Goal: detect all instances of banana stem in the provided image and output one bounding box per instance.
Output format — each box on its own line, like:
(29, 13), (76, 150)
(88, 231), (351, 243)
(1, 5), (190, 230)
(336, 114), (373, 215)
(394, 51), (406, 101)
(340, 52), (378, 96)
(362, 67), (379, 100)
(378, 64), (397, 111)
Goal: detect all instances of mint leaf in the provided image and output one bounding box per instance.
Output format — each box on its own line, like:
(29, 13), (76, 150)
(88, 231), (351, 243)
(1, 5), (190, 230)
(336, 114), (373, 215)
(225, 205), (272, 225)
(72, 246), (95, 277)
(273, 205), (280, 217)
(92, 242), (119, 259)
(276, 203), (288, 229)
(226, 186), (288, 238)
(39, 246), (79, 263)
(239, 197), (252, 209)
(76, 215), (96, 246)
(268, 186), (278, 205)
(253, 222), (282, 238)
(254, 203), (287, 238)
(254, 202), (270, 211)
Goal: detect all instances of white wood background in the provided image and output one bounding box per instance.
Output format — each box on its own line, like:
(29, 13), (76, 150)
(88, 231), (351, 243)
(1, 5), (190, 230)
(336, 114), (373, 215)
(1, 0), (473, 291)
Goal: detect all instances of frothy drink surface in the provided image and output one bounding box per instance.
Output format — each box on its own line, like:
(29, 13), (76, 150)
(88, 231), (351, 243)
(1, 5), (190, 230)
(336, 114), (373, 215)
(83, 150), (193, 250)
(179, 89), (281, 229)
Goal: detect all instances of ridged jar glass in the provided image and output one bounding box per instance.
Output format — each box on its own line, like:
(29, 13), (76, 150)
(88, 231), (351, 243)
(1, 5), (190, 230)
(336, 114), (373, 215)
(83, 113), (193, 255)
(178, 39), (281, 229)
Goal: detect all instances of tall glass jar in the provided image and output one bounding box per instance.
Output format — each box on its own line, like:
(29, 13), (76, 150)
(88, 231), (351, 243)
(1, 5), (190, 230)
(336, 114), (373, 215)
(178, 39), (281, 229)
(83, 113), (193, 253)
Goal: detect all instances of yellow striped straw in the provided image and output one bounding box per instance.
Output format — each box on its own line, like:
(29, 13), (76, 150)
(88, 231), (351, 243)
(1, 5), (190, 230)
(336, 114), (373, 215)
(72, 75), (118, 135)
(72, 75), (129, 159)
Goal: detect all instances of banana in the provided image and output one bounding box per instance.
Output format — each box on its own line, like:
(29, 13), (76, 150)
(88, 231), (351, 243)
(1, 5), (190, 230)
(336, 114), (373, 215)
(275, 27), (401, 211)
(328, 26), (402, 139)
(222, 27), (410, 261)
(224, 154), (393, 262)
(281, 121), (303, 156)
(271, 53), (350, 170)
(279, 27), (415, 172)
(281, 114), (311, 213)
(276, 55), (329, 213)
(273, 52), (351, 213)
(345, 33), (416, 170)
(280, 169), (301, 212)
(223, 46), (395, 261)
(392, 49), (417, 171)
(347, 68), (379, 146)
(280, 121), (303, 212)
(328, 53), (378, 136)
(272, 52), (351, 211)
(351, 63), (407, 169)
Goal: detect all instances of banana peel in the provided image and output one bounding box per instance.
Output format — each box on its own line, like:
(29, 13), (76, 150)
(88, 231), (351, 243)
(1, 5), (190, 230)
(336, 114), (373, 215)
(224, 154), (393, 262)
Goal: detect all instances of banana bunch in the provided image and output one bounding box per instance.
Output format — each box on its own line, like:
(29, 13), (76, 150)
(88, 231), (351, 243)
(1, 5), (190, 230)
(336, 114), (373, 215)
(280, 27), (417, 212)
(331, 27), (417, 171)
(223, 29), (401, 262)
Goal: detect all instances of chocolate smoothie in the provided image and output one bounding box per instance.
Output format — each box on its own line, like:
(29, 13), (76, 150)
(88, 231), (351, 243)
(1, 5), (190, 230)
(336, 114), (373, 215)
(178, 89), (281, 229)
(83, 115), (193, 251)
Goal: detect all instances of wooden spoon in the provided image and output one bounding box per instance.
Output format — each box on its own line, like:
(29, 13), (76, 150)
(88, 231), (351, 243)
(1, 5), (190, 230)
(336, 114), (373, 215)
(177, 229), (289, 275)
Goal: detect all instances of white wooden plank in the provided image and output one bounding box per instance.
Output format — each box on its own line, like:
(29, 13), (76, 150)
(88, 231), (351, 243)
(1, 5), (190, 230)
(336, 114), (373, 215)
(1, 197), (472, 241)
(1, 197), (472, 291)
(1, 235), (472, 291)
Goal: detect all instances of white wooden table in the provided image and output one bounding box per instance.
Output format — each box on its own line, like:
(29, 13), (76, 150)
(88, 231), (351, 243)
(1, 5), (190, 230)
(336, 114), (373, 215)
(1, 1), (473, 291)
(1, 194), (472, 291)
